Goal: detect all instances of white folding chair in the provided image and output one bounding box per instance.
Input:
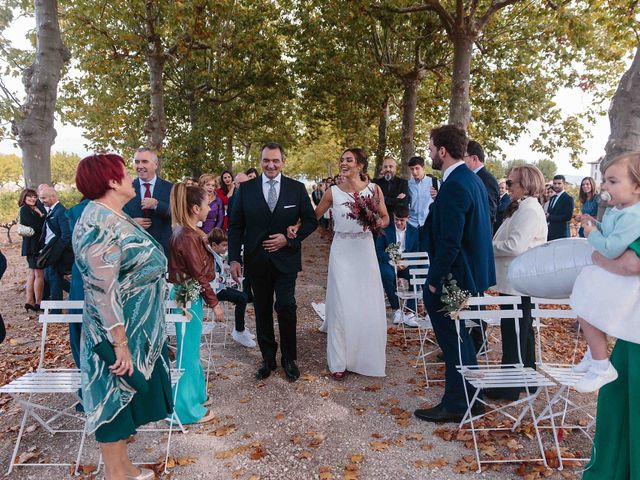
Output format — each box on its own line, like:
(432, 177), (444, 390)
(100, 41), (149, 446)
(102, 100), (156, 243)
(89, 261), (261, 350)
(0, 300), (86, 474)
(531, 297), (595, 468)
(456, 296), (559, 473)
(392, 252), (430, 345)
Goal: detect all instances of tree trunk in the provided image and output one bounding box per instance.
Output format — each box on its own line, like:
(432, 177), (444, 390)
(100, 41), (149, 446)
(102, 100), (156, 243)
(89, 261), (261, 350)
(143, 1), (167, 153)
(11, 0), (70, 188)
(374, 96), (389, 179)
(225, 136), (234, 170)
(601, 42), (640, 171)
(400, 74), (421, 176)
(186, 86), (203, 179)
(448, 32), (475, 131)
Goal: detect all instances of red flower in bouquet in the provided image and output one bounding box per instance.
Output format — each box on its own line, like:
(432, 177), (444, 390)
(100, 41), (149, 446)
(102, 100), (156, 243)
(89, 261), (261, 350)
(342, 191), (384, 235)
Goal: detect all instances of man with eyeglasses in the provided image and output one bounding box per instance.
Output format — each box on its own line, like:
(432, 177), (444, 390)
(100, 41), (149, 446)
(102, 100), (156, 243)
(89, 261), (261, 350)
(464, 140), (500, 228)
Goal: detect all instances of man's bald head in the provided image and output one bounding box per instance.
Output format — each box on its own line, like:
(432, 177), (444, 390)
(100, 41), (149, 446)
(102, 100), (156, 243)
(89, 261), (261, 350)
(38, 186), (58, 207)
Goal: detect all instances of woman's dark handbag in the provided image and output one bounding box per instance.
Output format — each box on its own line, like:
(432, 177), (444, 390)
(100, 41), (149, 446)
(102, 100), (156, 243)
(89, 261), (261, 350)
(92, 340), (149, 393)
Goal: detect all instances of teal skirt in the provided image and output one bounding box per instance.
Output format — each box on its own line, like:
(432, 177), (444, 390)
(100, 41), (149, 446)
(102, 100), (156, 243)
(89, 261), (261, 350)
(170, 292), (208, 424)
(95, 345), (172, 443)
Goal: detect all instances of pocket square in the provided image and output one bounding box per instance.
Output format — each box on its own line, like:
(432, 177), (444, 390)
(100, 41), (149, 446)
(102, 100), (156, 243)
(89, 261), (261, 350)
(283, 204), (296, 209)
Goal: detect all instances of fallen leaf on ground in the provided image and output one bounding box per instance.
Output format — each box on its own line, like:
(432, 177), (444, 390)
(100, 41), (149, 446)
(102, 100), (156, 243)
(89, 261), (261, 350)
(297, 450), (313, 460)
(420, 443), (433, 452)
(364, 383), (382, 392)
(350, 454), (364, 463)
(369, 441), (389, 452)
(249, 445), (267, 460)
(427, 457), (449, 469)
(274, 412), (285, 421)
(212, 424), (236, 436)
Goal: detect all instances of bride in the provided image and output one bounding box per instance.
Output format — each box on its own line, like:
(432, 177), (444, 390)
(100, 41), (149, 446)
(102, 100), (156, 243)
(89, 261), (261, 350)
(314, 148), (390, 380)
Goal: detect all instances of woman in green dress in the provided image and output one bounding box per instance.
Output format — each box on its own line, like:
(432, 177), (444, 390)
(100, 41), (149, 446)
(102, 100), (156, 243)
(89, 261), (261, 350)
(168, 182), (224, 424)
(582, 245), (640, 480)
(73, 153), (172, 480)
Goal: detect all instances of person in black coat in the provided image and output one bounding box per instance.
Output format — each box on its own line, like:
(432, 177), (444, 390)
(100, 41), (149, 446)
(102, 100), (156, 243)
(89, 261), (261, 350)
(18, 188), (46, 311)
(546, 174), (575, 240)
(465, 140), (500, 227)
(494, 179), (511, 232)
(228, 142), (318, 382)
(123, 147), (173, 258)
(373, 156), (408, 218)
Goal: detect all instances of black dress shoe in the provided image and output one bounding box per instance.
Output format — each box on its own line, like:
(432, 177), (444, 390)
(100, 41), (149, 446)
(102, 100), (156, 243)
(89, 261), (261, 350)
(282, 360), (300, 382)
(414, 404), (464, 423)
(255, 360), (276, 380)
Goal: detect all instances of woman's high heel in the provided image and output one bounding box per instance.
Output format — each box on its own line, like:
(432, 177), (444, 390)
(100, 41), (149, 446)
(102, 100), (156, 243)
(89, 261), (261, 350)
(25, 303), (35, 312)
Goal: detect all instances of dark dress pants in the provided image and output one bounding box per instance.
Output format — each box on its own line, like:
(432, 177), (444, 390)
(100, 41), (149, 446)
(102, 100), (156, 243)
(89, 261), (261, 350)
(248, 261), (298, 363)
(217, 287), (249, 332)
(424, 287), (478, 413)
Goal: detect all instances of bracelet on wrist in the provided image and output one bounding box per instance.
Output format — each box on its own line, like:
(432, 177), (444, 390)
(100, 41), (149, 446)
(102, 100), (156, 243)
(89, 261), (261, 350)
(112, 338), (128, 349)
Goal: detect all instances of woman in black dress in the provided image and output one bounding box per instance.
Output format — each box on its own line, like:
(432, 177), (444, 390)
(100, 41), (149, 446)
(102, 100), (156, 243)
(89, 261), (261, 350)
(18, 189), (45, 311)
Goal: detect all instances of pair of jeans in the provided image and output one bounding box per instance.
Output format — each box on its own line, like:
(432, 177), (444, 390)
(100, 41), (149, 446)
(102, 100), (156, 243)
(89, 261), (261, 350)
(216, 287), (248, 332)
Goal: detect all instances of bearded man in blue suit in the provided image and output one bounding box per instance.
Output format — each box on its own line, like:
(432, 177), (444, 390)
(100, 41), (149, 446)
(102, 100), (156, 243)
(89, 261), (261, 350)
(414, 125), (496, 423)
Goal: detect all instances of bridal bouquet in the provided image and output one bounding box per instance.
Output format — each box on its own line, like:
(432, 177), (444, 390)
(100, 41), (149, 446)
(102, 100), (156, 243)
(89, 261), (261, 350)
(173, 273), (201, 310)
(342, 192), (384, 235)
(385, 242), (402, 264)
(439, 274), (471, 320)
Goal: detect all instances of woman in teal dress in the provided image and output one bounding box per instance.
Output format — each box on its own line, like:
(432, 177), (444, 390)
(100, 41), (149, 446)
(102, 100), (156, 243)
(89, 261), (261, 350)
(578, 177), (598, 238)
(582, 243), (640, 480)
(168, 182), (224, 424)
(73, 153), (172, 480)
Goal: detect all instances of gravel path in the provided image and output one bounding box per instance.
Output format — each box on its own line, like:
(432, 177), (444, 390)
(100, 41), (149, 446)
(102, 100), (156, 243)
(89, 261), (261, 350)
(0, 232), (591, 479)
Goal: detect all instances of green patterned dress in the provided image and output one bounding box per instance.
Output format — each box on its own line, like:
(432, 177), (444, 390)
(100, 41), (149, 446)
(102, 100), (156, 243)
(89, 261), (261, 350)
(73, 201), (172, 440)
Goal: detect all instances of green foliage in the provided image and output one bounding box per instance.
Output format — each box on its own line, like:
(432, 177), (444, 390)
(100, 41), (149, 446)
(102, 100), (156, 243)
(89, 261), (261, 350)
(0, 153), (22, 186)
(51, 151), (81, 185)
(0, 190), (19, 223)
(533, 159), (558, 181)
(58, 187), (82, 208)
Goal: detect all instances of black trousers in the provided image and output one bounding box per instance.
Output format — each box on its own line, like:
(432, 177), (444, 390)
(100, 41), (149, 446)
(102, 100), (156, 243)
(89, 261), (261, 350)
(217, 287), (248, 332)
(248, 262), (298, 363)
(496, 294), (536, 396)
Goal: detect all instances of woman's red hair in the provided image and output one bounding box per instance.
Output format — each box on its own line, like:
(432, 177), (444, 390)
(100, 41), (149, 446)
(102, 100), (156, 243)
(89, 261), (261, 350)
(75, 153), (126, 200)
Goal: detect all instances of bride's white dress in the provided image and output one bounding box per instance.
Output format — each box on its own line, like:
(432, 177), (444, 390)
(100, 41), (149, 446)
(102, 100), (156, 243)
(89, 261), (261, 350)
(325, 185), (387, 376)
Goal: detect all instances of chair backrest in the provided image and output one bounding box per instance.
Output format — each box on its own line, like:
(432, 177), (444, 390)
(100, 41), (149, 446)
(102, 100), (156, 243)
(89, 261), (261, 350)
(530, 297), (579, 366)
(457, 295), (525, 366)
(37, 301), (84, 370)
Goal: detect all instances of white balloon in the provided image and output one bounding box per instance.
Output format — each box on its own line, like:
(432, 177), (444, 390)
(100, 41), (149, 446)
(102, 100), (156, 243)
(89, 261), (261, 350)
(507, 238), (594, 298)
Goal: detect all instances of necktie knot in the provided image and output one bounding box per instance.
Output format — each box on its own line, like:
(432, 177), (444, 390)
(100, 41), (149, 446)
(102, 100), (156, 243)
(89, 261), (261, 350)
(268, 179), (276, 186)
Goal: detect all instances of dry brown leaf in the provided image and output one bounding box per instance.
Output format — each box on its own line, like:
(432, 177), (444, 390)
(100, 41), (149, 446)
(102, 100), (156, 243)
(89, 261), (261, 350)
(239, 395), (251, 404)
(350, 454), (364, 463)
(274, 412), (285, 421)
(249, 446), (267, 460)
(212, 424), (236, 436)
(297, 450), (313, 460)
(427, 457), (449, 469)
(369, 441), (389, 452)
(371, 432), (382, 439)
(364, 383), (382, 392)
(291, 434), (302, 444)
(405, 432), (424, 441)
(232, 468), (246, 478)
(320, 391), (330, 398)
(344, 463), (359, 480)
(319, 466), (333, 479)
(420, 443), (433, 452)
(353, 405), (367, 416)
(176, 456), (197, 465)
(308, 432), (326, 448)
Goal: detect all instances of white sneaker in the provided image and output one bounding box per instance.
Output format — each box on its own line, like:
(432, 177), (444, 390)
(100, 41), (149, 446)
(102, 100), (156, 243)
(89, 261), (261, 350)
(393, 309), (403, 324)
(243, 326), (256, 339)
(402, 313), (419, 328)
(574, 364), (618, 393)
(232, 329), (256, 348)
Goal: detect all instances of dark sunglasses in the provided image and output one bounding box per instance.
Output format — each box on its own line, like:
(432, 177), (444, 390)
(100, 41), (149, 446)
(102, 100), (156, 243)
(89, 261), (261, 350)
(505, 179), (519, 187)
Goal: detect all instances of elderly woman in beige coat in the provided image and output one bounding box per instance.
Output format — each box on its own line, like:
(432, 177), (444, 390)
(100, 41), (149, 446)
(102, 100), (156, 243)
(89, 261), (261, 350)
(486, 164), (548, 401)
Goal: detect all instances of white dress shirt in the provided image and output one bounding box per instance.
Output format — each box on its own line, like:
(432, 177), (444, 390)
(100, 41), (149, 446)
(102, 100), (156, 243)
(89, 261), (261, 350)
(262, 173), (282, 204)
(139, 175), (158, 197)
(396, 227), (406, 253)
(44, 202), (59, 245)
(442, 161), (466, 182)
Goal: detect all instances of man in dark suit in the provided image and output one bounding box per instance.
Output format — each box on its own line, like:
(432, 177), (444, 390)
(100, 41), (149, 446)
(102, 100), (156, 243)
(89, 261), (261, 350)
(373, 155), (408, 217)
(414, 125), (496, 423)
(495, 179), (511, 232)
(465, 140), (500, 227)
(123, 147), (173, 257)
(546, 174), (575, 240)
(228, 142), (318, 382)
(38, 186), (73, 302)
(375, 204), (420, 327)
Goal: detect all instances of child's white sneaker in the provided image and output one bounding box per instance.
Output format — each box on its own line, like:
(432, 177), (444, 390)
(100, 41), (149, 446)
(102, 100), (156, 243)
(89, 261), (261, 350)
(392, 309), (403, 325)
(243, 326), (256, 339)
(572, 352), (592, 373)
(232, 329), (256, 348)
(574, 363), (618, 393)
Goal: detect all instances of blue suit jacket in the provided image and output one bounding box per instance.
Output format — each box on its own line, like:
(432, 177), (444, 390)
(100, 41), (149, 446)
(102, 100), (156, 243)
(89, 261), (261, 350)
(423, 164), (496, 294)
(41, 202), (74, 273)
(547, 191), (574, 240)
(123, 177), (173, 257)
(375, 223), (419, 263)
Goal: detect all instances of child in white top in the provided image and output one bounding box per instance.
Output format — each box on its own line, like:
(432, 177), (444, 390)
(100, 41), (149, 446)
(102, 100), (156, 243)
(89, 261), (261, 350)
(570, 153), (640, 392)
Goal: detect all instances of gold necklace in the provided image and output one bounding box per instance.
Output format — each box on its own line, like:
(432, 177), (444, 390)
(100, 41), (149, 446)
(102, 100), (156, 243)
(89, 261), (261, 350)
(94, 201), (128, 220)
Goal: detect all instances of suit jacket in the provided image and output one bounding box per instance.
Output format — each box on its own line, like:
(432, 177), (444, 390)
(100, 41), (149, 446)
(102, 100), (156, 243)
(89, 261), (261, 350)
(476, 166), (500, 226)
(228, 175), (318, 274)
(494, 193), (511, 233)
(546, 191), (574, 240)
(123, 177), (173, 256)
(41, 202), (74, 272)
(423, 164), (496, 294)
(375, 223), (419, 263)
(373, 176), (408, 216)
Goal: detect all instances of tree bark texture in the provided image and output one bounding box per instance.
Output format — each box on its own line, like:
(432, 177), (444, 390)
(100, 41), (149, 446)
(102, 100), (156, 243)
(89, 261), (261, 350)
(143, 1), (167, 153)
(12, 0), (70, 188)
(400, 74), (423, 174)
(602, 43), (640, 171)
(447, 33), (475, 131)
(373, 97), (389, 178)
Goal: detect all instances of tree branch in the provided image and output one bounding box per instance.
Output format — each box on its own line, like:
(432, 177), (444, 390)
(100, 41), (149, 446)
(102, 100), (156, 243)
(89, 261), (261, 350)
(372, 1), (456, 33)
(479, 0), (521, 29)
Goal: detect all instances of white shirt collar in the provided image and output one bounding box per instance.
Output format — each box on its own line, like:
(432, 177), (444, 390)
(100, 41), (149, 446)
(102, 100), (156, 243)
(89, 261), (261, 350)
(442, 161), (466, 182)
(140, 175), (157, 189)
(473, 165), (484, 174)
(262, 173), (282, 185)
(47, 201), (59, 212)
